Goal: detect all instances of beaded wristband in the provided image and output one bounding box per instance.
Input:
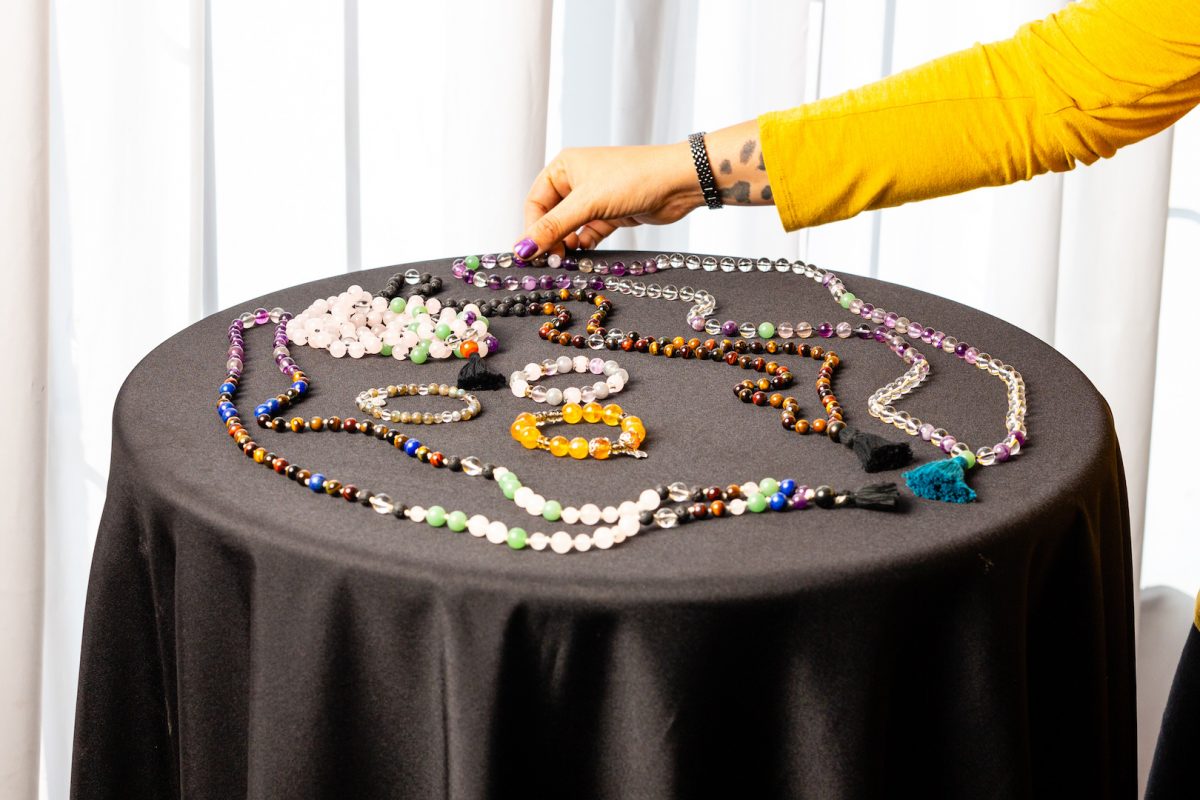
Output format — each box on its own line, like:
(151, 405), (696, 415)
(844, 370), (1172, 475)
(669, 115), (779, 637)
(509, 355), (628, 405)
(510, 403), (647, 460)
(355, 382), (481, 425)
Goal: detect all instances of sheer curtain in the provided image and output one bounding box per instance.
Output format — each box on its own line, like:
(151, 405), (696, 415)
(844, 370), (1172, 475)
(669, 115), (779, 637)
(6, 1), (1192, 797)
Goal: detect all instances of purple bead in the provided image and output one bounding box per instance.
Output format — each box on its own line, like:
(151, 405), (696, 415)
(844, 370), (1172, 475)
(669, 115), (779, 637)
(521, 276), (538, 291)
(920, 328), (934, 343)
(817, 323), (834, 338)
(254, 308), (270, 324)
(628, 261), (645, 276)
(452, 257), (465, 269)
(790, 493), (809, 510)
(487, 275), (503, 290)
(854, 324), (872, 339)
(721, 320), (738, 336)
(859, 303), (874, 320)
(562, 257), (578, 271)
(822, 272), (836, 286)
(484, 334), (499, 353)
(965, 346), (979, 364)
(611, 261), (626, 276)
(451, 263), (467, 279)
(994, 443), (1011, 462)
(919, 423), (935, 440)
(481, 254), (497, 268)
(940, 436), (957, 453)
(689, 316), (706, 331)
(644, 259), (658, 274)
(907, 321), (923, 339)
(503, 275), (520, 291)
(1010, 429), (1026, 445)
(589, 277), (605, 289)
(954, 342), (969, 357)
(513, 256), (528, 268)
(884, 312), (899, 328)
(555, 275), (572, 289)
(931, 331), (946, 348)
(594, 260), (610, 275)
(538, 275), (555, 289)
(464, 311), (477, 325)
(873, 326), (888, 342)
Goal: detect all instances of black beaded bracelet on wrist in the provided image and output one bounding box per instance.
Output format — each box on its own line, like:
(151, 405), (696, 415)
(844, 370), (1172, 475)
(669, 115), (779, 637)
(688, 131), (723, 210)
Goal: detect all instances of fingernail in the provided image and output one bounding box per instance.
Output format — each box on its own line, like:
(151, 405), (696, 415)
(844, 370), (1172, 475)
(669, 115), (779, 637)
(514, 238), (537, 259)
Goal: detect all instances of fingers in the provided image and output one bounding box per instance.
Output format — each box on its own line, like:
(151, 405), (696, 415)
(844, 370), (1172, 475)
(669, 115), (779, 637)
(516, 188), (594, 259)
(574, 220), (619, 250)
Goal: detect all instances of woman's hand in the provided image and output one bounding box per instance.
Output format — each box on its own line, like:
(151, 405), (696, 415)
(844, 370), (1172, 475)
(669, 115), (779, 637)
(514, 121), (776, 259)
(514, 142), (702, 259)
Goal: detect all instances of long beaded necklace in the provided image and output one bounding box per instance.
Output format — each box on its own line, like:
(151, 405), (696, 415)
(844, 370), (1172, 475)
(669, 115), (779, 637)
(454, 251), (1027, 502)
(219, 307), (902, 554)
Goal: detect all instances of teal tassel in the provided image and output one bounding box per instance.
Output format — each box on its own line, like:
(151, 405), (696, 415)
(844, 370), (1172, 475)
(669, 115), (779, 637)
(902, 456), (977, 503)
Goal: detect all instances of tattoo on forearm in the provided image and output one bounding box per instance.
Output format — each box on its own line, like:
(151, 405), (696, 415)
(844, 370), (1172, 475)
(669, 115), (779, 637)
(720, 181), (752, 204)
(739, 140), (756, 164)
(761, 185), (773, 201)
(719, 159), (732, 175)
(757, 152), (766, 171)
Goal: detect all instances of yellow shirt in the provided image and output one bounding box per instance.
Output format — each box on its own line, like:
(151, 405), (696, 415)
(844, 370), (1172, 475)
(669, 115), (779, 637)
(758, 0), (1200, 231)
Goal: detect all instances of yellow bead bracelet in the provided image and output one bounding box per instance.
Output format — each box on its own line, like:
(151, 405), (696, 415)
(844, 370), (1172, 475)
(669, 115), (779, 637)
(509, 402), (647, 460)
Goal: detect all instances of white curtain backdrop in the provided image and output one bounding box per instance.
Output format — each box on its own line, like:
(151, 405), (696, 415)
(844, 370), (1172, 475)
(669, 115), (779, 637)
(3, 1), (1192, 797)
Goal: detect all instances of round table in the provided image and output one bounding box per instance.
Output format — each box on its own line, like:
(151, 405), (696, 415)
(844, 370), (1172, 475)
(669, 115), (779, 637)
(71, 252), (1135, 799)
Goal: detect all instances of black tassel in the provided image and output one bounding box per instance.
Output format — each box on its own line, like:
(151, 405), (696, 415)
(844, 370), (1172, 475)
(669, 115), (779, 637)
(836, 424), (913, 473)
(845, 482), (902, 511)
(456, 354), (507, 391)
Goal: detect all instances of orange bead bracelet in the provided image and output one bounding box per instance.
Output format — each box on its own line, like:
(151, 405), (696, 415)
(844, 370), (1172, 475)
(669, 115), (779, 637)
(510, 402), (648, 460)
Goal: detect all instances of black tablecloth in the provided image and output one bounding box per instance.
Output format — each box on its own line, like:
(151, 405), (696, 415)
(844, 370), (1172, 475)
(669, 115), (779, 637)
(71, 252), (1135, 799)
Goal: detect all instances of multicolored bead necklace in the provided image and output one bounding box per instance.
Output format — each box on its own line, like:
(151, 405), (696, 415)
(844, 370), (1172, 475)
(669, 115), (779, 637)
(454, 250), (1027, 502)
(219, 306), (901, 554)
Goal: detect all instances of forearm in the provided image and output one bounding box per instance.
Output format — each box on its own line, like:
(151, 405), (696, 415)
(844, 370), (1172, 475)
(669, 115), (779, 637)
(691, 120), (776, 207)
(759, 0), (1200, 231)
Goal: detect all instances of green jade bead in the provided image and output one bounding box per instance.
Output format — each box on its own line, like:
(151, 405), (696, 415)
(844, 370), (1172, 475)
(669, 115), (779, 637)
(757, 321), (775, 339)
(380, 343), (393, 357)
(464, 255), (481, 270)
(957, 452), (977, 469)
(410, 344), (430, 365)
(435, 323), (452, 340)
(747, 494), (768, 513)
(507, 527), (527, 550)
(758, 477), (780, 495)
(389, 297), (406, 314)
(426, 505), (447, 527)
(542, 500), (562, 521)
(447, 510), (468, 532)
(839, 292), (856, 310)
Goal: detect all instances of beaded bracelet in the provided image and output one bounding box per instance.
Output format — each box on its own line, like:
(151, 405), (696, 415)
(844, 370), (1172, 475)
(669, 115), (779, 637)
(509, 355), (628, 405)
(355, 382), (481, 425)
(510, 403), (647, 460)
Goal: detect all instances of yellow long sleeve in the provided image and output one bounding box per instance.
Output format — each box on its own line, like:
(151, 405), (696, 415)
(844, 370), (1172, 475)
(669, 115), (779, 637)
(758, 0), (1200, 231)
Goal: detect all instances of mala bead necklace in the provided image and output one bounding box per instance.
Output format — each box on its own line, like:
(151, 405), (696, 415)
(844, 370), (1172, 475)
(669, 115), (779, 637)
(509, 355), (628, 405)
(354, 382), (481, 425)
(509, 403), (648, 460)
(735, 346), (842, 435)
(221, 310), (901, 554)
(531, 285), (910, 472)
(287, 286), (497, 362)
(503, 251), (1026, 502)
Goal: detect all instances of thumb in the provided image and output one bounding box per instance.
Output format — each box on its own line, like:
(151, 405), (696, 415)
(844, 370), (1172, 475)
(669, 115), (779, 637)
(515, 191), (594, 259)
